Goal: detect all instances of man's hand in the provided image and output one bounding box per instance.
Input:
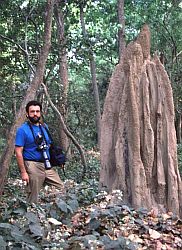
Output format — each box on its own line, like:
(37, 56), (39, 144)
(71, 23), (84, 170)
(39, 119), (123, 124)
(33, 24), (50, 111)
(21, 171), (29, 183)
(15, 146), (29, 183)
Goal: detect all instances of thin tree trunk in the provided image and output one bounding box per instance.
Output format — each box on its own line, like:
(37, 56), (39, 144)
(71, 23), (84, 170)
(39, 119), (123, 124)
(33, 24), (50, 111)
(118, 0), (126, 62)
(12, 83), (17, 117)
(54, 0), (69, 152)
(0, 0), (55, 195)
(80, 5), (101, 147)
(89, 57), (101, 145)
(175, 112), (182, 144)
(42, 83), (87, 179)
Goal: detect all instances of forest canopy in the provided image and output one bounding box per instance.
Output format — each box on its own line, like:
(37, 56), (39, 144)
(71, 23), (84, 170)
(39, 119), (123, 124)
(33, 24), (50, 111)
(0, 0), (182, 249)
(0, 0), (181, 147)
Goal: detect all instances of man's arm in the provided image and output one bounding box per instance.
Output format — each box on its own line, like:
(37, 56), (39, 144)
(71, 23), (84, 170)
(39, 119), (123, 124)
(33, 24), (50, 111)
(15, 146), (29, 183)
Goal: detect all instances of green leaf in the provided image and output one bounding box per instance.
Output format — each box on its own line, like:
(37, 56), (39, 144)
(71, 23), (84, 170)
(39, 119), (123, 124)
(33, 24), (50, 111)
(29, 223), (43, 237)
(67, 199), (79, 212)
(25, 212), (39, 223)
(0, 236), (6, 247)
(81, 235), (98, 248)
(89, 218), (100, 230)
(0, 223), (16, 230)
(11, 228), (24, 240)
(66, 204), (73, 214)
(13, 207), (26, 216)
(56, 199), (68, 213)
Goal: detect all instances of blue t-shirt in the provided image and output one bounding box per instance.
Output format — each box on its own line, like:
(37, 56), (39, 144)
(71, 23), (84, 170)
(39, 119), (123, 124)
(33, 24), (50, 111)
(15, 122), (52, 161)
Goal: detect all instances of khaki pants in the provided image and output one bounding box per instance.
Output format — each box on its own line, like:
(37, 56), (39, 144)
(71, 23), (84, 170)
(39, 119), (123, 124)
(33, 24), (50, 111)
(24, 161), (63, 203)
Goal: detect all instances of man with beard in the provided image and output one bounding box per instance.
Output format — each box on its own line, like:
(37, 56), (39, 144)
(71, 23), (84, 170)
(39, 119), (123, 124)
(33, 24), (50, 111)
(15, 100), (63, 203)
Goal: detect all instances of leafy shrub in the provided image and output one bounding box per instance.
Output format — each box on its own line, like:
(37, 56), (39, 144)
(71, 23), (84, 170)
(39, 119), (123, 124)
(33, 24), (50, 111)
(58, 150), (100, 184)
(177, 144), (182, 177)
(0, 138), (6, 156)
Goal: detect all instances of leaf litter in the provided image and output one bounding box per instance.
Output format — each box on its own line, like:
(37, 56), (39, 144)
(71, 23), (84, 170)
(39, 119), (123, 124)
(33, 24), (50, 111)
(0, 178), (181, 249)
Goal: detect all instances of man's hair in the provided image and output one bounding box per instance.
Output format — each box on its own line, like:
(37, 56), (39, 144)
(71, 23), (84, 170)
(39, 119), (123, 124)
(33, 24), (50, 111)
(26, 100), (42, 113)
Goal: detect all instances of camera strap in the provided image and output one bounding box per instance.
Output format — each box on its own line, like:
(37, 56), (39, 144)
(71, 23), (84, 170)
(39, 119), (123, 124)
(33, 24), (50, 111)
(27, 121), (48, 146)
(42, 125), (54, 144)
(39, 124), (49, 145)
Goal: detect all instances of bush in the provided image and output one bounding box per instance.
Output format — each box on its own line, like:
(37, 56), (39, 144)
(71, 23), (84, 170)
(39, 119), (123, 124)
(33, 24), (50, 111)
(177, 144), (182, 177)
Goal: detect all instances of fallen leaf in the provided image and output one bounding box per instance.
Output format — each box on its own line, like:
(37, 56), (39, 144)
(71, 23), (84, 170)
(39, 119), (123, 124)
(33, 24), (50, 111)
(48, 218), (62, 225)
(128, 233), (143, 243)
(155, 240), (163, 250)
(149, 229), (161, 239)
(162, 213), (172, 220)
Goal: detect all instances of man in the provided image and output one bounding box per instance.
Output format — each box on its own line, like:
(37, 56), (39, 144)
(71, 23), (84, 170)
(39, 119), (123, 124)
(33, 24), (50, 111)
(15, 100), (63, 203)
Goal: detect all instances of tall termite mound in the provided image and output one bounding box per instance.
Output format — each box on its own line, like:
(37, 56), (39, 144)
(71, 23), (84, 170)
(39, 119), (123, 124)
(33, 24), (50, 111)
(100, 25), (182, 217)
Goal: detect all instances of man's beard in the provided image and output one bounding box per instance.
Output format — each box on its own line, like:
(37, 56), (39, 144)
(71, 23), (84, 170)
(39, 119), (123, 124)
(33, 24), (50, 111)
(28, 116), (40, 124)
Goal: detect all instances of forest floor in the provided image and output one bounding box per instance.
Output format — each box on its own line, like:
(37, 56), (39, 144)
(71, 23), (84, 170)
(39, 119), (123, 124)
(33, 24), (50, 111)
(0, 178), (181, 250)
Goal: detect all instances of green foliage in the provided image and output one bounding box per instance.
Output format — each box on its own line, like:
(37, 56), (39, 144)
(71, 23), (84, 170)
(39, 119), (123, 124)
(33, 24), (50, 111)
(0, 0), (181, 150)
(0, 179), (181, 249)
(57, 152), (100, 186)
(1, 7), (181, 250)
(177, 144), (182, 176)
(0, 138), (6, 154)
(0, 179), (100, 249)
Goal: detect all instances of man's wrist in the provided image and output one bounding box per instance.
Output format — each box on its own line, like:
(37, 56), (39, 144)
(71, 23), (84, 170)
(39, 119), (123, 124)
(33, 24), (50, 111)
(20, 169), (27, 174)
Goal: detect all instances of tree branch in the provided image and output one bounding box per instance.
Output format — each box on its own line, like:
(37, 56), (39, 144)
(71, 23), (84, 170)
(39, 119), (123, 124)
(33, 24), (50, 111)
(41, 82), (87, 179)
(0, 34), (35, 74)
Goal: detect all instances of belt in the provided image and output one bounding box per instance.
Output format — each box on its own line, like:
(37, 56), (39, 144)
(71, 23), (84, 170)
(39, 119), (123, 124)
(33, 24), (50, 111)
(24, 159), (44, 163)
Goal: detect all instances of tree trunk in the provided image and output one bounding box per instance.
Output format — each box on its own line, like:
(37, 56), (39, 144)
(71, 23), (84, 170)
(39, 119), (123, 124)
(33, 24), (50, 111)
(54, 1), (69, 152)
(100, 25), (182, 217)
(89, 56), (101, 146)
(175, 112), (181, 144)
(118, 0), (126, 62)
(80, 5), (101, 147)
(0, 0), (55, 195)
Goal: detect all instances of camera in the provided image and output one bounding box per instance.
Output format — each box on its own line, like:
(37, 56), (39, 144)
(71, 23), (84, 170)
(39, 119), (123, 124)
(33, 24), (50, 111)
(35, 134), (47, 151)
(35, 133), (52, 170)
